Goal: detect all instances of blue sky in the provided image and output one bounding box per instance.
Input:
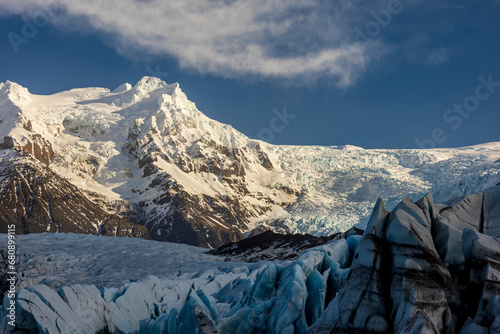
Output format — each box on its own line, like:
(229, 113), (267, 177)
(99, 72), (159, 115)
(0, 0), (499, 149)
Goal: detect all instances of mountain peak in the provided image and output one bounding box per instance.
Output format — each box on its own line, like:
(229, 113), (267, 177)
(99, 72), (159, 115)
(0, 80), (32, 107)
(132, 76), (166, 94)
(112, 77), (184, 106)
(131, 77), (183, 96)
(168, 82), (182, 96)
(111, 83), (132, 93)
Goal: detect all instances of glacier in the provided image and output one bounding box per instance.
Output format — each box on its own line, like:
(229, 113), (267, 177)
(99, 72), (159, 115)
(0, 233), (355, 333)
(2, 184), (500, 333)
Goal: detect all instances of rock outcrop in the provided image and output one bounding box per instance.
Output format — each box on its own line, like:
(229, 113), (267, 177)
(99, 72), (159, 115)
(209, 227), (363, 262)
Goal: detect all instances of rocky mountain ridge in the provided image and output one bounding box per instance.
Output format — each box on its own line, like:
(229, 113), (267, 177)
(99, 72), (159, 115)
(1, 78), (499, 247)
(0, 150), (149, 239)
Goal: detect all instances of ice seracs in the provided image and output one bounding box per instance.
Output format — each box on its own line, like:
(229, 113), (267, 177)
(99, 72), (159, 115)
(313, 184), (500, 333)
(0, 232), (355, 334)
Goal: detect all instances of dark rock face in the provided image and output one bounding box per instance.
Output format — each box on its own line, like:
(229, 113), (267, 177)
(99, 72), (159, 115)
(0, 153), (149, 239)
(96, 216), (150, 239)
(310, 186), (500, 334)
(133, 156), (288, 248)
(0, 136), (14, 150)
(209, 227), (363, 262)
(142, 204), (244, 248)
(134, 181), (250, 248)
(134, 164), (298, 248)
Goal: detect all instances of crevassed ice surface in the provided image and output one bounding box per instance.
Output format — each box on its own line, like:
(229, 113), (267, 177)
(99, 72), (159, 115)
(0, 232), (354, 334)
(4, 233), (252, 289)
(272, 143), (500, 234)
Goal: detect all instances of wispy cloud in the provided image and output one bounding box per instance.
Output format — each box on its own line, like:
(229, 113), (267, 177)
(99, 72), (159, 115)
(4, 0), (499, 86)
(2, 0), (404, 87)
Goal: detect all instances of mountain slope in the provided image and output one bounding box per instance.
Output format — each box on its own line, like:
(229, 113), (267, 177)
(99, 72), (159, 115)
(0, 151), (149, 238)
(0, 78), (499, 247)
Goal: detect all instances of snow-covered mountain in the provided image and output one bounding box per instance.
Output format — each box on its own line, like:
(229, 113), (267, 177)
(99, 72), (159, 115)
(1, 77), (500, 247)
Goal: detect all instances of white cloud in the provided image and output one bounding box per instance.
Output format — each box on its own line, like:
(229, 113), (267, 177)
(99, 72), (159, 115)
(1, 0), (395, 87)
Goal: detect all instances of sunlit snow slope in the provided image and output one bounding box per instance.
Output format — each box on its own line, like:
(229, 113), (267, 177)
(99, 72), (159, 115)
(0, 77), (499, 246)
